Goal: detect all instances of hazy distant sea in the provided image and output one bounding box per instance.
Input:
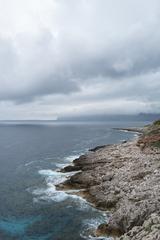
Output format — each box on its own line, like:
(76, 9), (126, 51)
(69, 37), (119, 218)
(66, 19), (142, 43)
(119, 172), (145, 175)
(0, 120), (149, 240)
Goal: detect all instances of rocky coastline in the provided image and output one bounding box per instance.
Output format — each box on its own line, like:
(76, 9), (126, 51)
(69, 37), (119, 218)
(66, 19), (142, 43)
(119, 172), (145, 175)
(57, 121), (160, 239)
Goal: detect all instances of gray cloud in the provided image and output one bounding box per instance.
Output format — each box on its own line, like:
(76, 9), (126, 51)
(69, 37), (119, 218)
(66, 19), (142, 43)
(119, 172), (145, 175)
(0, 0), (160, 118)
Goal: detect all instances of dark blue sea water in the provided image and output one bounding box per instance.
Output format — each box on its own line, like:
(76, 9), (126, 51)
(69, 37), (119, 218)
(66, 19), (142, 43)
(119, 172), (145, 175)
(0, 120), (149, 240)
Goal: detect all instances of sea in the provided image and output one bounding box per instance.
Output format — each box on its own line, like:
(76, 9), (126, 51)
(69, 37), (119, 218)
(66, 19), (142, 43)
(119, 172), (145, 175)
(0, 120), (149, 240)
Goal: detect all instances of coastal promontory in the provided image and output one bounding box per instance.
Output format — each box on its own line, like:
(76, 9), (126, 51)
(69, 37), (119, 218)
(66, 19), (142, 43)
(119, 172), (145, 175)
(58, 120), (160, 239)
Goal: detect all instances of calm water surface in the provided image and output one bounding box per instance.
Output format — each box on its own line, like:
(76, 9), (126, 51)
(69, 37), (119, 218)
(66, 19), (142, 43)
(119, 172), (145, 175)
(0, 121), (148, 240)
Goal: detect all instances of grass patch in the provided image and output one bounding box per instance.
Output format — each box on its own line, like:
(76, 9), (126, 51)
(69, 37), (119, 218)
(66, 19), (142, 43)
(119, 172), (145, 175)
(151, 141), (160, 148)
(153, 120), (160, 126)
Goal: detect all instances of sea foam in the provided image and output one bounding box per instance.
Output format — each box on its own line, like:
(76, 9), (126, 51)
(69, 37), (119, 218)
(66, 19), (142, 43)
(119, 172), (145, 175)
(81, 217), (109, 240)
(64, 154), (80, 162)
(32, 169), (83, 203)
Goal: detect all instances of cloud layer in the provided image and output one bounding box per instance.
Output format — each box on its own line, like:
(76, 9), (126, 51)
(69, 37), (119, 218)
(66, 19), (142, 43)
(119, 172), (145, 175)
(0, 0), (160, 119)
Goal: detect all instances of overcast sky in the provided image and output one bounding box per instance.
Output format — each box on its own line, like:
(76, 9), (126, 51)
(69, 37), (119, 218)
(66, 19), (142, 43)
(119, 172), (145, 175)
(0, 0), (160, 119)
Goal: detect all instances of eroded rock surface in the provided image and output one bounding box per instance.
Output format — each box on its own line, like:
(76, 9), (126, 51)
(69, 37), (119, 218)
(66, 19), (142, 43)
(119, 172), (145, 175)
(59, 123), (160, 239)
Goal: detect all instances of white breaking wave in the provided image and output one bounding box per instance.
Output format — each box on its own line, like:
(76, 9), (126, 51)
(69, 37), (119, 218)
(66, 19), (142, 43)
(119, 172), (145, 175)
(32, 157), (110, 239)
(32, 169), (85, 204)
(55, 163), (68, 168)
(64, 154), (80, 162)
(81, 217), (109, 240)
(32, 150), (97, 208)
(32, 169), (70, 202)
(32, 186), (68, 202)
(55, 153), (81, 168)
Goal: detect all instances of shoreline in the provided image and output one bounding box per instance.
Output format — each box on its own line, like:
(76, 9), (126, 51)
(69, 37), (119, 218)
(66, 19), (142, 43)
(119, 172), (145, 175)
(56, 125), (160, 239)
(112, 127), (144, 135)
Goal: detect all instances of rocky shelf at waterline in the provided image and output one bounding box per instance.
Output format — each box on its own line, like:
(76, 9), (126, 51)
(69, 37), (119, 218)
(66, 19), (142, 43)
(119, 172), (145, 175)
(112, 127), (144, 134)
(57, 122), (160, 240)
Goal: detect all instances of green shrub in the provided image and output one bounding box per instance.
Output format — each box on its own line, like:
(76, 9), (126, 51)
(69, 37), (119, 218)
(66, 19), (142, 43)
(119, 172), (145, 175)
(151, 141), (160, 148)
(153, 120), (160, 126)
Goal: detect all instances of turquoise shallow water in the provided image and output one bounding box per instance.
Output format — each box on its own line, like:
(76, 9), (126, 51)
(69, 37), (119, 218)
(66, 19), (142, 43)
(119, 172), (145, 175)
(0, 120), (148, 240)
(0, 217), (41, 236)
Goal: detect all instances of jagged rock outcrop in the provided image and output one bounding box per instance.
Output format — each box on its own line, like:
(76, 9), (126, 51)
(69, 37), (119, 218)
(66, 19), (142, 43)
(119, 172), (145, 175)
(58, 121), (160, 239)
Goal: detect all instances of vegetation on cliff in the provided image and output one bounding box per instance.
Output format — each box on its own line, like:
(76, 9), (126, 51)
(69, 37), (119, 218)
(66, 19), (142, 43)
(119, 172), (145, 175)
(137, 120), (160, 149)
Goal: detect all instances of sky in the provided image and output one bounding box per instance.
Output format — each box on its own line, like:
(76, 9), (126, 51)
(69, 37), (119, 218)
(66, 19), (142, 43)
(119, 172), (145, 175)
(0, 0), (160, 120)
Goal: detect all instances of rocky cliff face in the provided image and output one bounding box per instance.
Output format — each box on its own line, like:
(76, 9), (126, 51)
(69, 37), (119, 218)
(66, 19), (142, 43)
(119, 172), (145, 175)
(57, 121), (160, 239)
